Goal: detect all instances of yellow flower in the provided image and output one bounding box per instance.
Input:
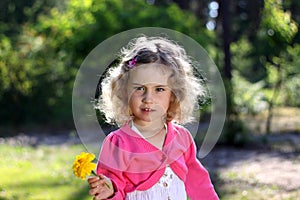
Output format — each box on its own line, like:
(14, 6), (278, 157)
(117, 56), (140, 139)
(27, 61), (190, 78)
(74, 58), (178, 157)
(72, 152), (110, 188)
(72, 152), (97, 180)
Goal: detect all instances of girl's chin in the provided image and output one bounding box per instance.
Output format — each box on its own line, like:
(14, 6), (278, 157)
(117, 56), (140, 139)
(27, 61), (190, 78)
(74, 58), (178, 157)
(133, 119), (152, 125)
(133, 117), (165, 126)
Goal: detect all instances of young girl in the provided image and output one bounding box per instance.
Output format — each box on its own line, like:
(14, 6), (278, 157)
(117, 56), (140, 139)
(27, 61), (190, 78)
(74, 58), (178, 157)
(88, 36), (219, 200)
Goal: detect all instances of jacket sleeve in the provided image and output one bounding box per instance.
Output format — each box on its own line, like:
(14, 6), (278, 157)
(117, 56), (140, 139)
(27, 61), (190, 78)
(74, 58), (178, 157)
(96, 133), (128, 199)
(183, 133), (219, 200)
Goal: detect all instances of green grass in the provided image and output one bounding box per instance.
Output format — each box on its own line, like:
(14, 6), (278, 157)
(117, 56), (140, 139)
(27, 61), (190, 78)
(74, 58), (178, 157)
(1, 143), (299, 200)
(0, 144), (91, 200)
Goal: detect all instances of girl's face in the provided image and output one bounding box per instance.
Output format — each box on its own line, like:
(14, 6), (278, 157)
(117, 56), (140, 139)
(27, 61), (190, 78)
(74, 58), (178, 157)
(127, 63), (173, 127)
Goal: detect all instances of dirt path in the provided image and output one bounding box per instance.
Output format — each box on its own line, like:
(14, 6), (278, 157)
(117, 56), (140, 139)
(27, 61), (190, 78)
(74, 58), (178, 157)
(201, 133), (300, 199)
(202, 146), (300, 189)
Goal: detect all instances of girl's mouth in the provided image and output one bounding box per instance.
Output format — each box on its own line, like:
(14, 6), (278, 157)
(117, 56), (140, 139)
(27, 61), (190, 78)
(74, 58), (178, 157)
(141, 107), (153, 112)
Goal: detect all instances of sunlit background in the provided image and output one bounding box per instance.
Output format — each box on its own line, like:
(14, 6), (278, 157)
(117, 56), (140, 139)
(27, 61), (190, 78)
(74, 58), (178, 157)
(0, 0), (300, 199)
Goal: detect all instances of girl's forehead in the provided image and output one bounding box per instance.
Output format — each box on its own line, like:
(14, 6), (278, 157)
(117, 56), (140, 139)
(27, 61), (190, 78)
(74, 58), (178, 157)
(128, 63), (171, 85)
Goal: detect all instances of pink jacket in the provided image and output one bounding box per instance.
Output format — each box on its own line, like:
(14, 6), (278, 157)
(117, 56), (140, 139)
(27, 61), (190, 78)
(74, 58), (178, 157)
(97, 122), (219, 200)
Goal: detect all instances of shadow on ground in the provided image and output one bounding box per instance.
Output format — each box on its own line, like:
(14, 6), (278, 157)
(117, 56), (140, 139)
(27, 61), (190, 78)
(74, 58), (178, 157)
(201, 133), (300, 199)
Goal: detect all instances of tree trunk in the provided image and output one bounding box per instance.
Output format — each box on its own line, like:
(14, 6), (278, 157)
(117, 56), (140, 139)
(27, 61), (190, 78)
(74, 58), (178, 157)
(219, 0), (232, 80)
(172, 0), (190, 10)
(218, 0), (234, 117)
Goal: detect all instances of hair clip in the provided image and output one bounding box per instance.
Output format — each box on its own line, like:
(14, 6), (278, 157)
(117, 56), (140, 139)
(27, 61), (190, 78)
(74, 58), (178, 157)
(127, 57), (138, 69)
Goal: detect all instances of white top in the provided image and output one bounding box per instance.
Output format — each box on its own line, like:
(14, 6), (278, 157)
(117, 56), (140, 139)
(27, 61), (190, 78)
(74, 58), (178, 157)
(126, 123), (187, 200)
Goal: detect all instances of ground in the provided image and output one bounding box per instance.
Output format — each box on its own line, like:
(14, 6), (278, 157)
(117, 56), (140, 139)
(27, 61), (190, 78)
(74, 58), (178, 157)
(1, 130), (300, 200)
(202, 140), (300, 200)
(200, 106), (300, 200)
(1, 107), (300, 199)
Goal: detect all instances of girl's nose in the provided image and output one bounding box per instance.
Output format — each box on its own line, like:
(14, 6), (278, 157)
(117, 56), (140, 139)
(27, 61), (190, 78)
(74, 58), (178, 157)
(142, 90), (153, 103)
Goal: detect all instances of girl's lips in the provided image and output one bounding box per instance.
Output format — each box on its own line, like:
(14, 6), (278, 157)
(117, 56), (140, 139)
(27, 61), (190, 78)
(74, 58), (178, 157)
(141, 107), (154, 112)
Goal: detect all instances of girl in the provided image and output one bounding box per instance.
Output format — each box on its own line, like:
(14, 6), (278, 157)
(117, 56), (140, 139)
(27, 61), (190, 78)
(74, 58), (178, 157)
(88, 36), (219, 200)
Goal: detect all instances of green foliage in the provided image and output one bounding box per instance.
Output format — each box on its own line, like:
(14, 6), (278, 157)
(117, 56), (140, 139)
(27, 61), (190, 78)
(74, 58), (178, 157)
(0, 0), (56, 36)
(262, 0), (298, 44)
(228, 0), (300, 117)
(281, 45), (300, 106)
(0, 26), (74, 124)
(35, 0), (213, 57)
(0, 37), (12, 95)
(1, 0), (300, 133)
(265, 44), (300, 106)
(221, 116), (250, 147)
(0, 35), (33, 97)
(0, 0), (212, 126)
(230, 37), (266, 82)
(232, 71), (268, 115)
(250, 0), (299, 83)
(285, 76), (300, 107)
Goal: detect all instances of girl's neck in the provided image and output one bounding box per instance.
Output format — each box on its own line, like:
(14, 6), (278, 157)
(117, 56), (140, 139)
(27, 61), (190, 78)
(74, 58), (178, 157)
(131, 120), (167, 150)
(133, 118), (165, 128)
(132, 119), (166, 138)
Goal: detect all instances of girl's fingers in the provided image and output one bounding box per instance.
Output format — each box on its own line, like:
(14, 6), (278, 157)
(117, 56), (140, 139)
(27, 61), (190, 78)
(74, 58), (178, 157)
(88, 175), (111, 188)
(93, 187), (113, 200)
(89, 180), (101, 188)
(88, 174), (114, 199)
(89, 187), (100, 196)
(98, 174), (107, 179)
(99, 179), (110, 187)
(89, 184), (107, 196)
(98, 174), (113, 187)
(89, 180), (112, 195)
(88, 176), (100, 184)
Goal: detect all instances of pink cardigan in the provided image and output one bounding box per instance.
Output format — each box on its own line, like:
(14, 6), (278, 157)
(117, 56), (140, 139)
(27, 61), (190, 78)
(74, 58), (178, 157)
(97, 122), (219, 200)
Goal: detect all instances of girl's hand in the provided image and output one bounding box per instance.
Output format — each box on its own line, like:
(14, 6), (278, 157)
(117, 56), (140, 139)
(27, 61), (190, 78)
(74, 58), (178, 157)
(88, 174), (114, 200)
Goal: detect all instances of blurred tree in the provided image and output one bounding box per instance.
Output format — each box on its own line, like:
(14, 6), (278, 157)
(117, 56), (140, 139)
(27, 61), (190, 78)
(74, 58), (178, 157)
(0, 0), (57, 36)
(1, 0), (299, 139)
(260, 0), (298, 134)
(158, 0), (300, 138)
(264, 44), (300, 133)
(0, 0), (213, 128)
(283, 45), (300, 107)
(284, 0), (300, 43)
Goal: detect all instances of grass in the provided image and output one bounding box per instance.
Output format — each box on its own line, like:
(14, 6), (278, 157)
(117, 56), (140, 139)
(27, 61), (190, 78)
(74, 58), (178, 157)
(2, 144), (298, 200)
(0, 144), (299, 200)
(1, 105), (300, 200)
(1, 143), (299, 200)
(0, 144), (91, 200)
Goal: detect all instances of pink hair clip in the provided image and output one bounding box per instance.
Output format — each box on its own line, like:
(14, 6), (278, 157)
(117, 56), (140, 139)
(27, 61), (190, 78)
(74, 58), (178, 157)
(128, 57), (138, 69)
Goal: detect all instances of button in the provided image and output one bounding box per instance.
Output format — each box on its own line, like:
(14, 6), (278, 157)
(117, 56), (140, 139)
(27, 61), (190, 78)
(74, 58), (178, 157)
(163, 182), (168, 187)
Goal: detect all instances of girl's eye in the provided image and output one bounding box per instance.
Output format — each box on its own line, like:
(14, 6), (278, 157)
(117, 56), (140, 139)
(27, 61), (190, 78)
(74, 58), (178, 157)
(135, 87), (145, 91)
(156, 87), (165, 92)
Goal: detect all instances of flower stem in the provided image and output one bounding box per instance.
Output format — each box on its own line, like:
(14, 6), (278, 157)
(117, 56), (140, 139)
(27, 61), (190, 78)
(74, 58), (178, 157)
(92, 170), (111, 189)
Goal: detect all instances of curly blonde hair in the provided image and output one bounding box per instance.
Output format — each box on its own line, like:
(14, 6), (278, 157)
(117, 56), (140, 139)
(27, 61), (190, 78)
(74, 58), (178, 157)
(97, 36), (205, 126)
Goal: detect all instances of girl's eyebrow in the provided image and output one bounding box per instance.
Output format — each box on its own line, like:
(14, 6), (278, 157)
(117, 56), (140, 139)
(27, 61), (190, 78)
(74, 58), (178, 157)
(155, 85), (169, 88)
(131, 83), (168, 87)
